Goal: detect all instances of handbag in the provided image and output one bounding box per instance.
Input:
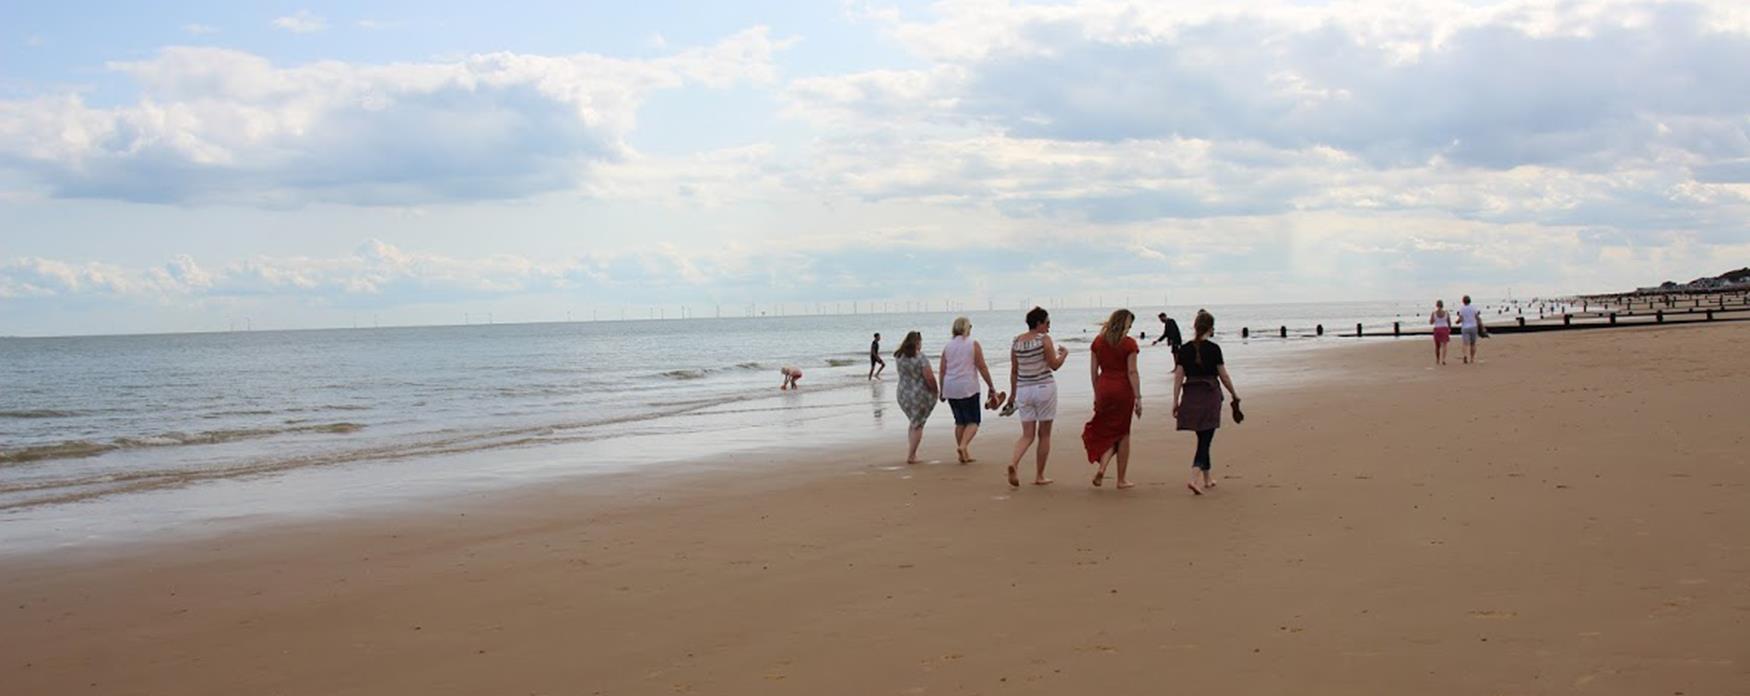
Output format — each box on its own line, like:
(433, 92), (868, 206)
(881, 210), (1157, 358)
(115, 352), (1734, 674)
(1230, 398), (1245, 424)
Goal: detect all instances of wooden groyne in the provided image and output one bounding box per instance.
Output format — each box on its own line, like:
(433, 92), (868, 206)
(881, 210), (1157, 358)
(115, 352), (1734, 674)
(1238, 291), (1750, 340)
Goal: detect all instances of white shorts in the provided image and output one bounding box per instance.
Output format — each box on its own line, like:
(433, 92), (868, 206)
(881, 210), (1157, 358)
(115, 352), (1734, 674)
(1015, 382), (1058, 422)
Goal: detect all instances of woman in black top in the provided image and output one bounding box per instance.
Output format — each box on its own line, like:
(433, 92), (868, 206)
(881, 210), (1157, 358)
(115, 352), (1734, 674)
(1172, 310), (1241, 495)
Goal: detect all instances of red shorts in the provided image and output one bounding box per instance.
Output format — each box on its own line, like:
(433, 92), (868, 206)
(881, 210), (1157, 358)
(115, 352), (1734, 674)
(1433, 326), (1451, 345)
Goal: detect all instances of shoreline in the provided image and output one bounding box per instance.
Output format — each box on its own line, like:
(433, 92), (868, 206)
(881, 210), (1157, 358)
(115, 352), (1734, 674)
(0, 328), (1367, 555)
(5, 322), (1749, 694)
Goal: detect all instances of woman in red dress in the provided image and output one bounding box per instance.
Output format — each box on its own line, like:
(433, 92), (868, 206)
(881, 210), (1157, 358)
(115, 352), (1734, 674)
(1081, 309), (1142, 488)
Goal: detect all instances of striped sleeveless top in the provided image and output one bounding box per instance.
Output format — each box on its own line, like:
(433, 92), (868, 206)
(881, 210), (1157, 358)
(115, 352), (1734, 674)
(1013, 334), (1053, 387)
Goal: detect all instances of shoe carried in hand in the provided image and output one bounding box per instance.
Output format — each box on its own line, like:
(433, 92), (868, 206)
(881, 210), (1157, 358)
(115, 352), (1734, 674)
(985, 390), (1007, 411)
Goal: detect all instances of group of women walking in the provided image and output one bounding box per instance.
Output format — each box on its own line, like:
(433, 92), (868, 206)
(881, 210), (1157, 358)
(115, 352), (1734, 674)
(890, 306), (1242, 495)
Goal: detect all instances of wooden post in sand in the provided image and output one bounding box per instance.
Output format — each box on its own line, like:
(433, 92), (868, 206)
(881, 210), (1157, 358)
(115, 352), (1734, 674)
(1393, 321), (1400, 337)
(1564, 314), (1572, 326)
(1610, 312), (1617, 325)
(1707, 310), (1715, 321)
(1355, 323), (1362, 337)
(1316, 324), (1324, 336)
(1518, 317), (1525, 327)
(1242, 327), (1250, 338)
(1280, 326), (1287, 338)
(1657, 310), (1664, 323)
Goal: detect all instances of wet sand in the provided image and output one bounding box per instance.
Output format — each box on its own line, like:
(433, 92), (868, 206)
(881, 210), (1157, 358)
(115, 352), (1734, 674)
(5, 322), (1749, 694)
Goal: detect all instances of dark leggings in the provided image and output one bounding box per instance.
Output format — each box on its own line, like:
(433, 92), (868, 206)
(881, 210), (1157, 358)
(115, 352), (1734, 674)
(1193, 429), (1216, 471)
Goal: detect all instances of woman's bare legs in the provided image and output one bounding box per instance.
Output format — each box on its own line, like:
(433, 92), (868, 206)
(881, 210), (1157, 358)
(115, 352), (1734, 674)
(1033, 421), (1055, 485)
(906, 424), (924, 464)
(1093, 447), (1114, 486)
(1114, 435), (1134, 489)
(1007, 421), (1036, 487)
(956, 424), (980, 463)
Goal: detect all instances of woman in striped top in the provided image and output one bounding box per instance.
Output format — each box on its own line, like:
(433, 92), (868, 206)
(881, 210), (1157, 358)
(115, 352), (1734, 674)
(1004, 307), (1070, 487)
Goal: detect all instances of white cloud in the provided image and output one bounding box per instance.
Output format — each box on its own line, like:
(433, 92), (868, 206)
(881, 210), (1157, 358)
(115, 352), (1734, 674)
(0, 29), (789, 205)
(781, 0), (1750, 238)
(273, 10), (326, 34)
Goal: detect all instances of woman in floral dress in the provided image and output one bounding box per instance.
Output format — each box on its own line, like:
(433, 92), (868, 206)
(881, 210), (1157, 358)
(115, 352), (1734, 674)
(893, 330), (938, 463)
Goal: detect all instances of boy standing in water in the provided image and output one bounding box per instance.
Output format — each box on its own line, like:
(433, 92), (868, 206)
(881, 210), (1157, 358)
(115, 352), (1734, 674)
(869, 333), (887, 380)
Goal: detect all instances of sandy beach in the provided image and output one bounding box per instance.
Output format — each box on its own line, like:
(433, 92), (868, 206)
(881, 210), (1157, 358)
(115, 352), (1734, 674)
(5, 322), (1749, 695)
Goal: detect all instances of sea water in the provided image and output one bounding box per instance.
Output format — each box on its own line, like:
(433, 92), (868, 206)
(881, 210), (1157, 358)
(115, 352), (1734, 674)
(0, 300), (1441, 550)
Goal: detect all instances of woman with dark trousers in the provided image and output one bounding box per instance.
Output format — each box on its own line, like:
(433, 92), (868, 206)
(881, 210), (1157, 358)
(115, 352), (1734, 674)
(1172, 310), (1240, 495)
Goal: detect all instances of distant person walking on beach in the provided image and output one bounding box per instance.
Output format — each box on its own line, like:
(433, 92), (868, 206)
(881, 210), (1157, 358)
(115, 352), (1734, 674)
(893, 331), (938, 464)
(1151, 311), (1183, 351)
(1173, 310), (1241, 495)
(1457, 295), (1485, 364)
(1430, 300), (1452, 365)
(779, 366), (803, 390)
(1005, 307), (1070, 487)
(939, 317), (997, 464)
(1082, 309), (1142, 489)
(869, 333), (887, 380)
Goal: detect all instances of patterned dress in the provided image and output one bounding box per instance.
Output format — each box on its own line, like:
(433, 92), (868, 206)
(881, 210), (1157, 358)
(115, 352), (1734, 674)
(895, 355), (936, 428)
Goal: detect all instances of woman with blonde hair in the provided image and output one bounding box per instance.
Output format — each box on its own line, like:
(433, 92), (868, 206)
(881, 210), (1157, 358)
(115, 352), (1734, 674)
(1081, 309), (1141, 488)
(893, 331), (938, 464)
(1429, 299), (1452, 366)
(939, 316), (997, 463)
(1172, 310), (1241, 494)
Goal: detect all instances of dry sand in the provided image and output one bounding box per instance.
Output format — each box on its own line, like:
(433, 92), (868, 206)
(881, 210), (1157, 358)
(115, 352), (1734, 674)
(4, 322), (1749, 695)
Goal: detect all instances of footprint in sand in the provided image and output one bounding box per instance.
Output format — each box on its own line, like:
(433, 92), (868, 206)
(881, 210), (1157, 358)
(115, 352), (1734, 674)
(1468, 610), (1518, 620)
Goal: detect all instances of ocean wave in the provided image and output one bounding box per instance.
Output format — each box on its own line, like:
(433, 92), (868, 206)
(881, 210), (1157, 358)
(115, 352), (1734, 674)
(0, 409), (82, 419)
(656, 362), (769, 380)
(660, 369), (711, 380)
(825, 358), (860, 367)
(0, 422), (365, 466)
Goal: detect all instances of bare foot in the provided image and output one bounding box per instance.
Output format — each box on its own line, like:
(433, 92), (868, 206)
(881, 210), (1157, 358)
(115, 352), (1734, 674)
(962, 454), (977, 464)
(1204, 478), (1217, 488)
(1034, 478), (1055, 486)
(907, 458), (922, 465)
(1186, 481), (1203, 495)
(1116, 481), (1136, 490)
(1092, 468), (1105, 487)
(1007, 465), (1020, 488)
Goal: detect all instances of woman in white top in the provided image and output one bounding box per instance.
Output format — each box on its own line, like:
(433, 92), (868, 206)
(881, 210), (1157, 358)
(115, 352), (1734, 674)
(939, 316), (997, 464)
(1429, 299), (1452, 366)
(1004, 307), (1069, 487)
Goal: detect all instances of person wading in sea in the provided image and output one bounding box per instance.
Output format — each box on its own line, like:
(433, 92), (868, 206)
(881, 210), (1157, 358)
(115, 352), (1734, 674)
(869, 333), (887, 380)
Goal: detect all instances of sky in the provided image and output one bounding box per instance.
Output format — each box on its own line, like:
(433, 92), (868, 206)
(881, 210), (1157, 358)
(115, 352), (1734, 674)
(2, 0), (1748, 336)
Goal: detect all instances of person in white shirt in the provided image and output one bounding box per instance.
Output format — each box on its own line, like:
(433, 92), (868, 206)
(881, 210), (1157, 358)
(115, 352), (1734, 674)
(1429, 299), (1452, 366)
(1456, 295), (1485, 364)
(938, 316), (997, 464)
